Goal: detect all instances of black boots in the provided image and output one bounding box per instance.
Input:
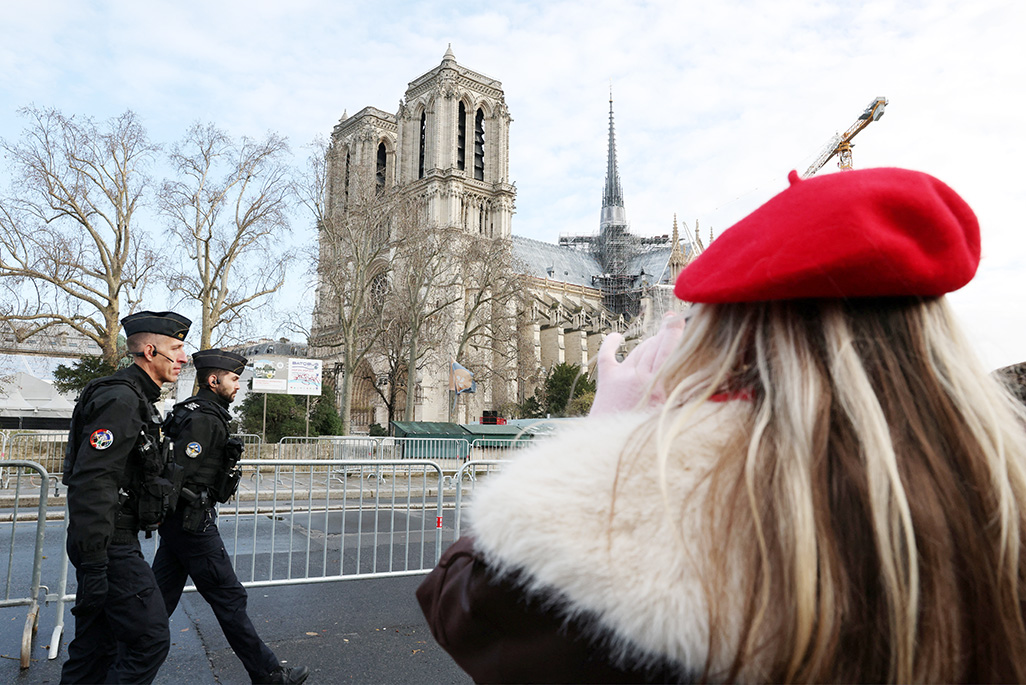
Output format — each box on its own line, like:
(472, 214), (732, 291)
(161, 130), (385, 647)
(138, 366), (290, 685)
(253, 664), (310, 684)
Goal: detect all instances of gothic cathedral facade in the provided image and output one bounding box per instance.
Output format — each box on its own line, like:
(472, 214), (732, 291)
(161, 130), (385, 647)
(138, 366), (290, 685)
(310, 47), (519, 427)
(312, 47), (695, 431)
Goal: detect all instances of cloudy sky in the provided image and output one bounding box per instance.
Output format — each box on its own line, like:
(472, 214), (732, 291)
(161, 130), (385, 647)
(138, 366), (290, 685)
(1, 0), (1024, 369)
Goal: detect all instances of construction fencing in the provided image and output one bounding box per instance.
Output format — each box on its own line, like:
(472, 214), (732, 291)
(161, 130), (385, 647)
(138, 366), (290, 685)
(0, 433), (536, 671)
(0, 461), (50, 669)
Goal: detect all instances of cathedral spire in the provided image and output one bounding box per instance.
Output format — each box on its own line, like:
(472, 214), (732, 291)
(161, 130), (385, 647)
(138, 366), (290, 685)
(600, 89), (627, 231)
(668, 214), (688, 278)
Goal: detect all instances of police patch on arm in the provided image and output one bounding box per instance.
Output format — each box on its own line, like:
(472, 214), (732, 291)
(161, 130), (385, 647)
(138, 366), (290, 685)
(89, 429), (114, 450)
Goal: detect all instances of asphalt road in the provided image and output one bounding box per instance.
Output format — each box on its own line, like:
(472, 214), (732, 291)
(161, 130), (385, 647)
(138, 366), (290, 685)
(4, 574), (470, 684)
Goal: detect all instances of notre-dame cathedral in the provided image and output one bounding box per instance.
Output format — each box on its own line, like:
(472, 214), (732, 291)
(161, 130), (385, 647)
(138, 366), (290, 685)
(311, 47), (695, 429)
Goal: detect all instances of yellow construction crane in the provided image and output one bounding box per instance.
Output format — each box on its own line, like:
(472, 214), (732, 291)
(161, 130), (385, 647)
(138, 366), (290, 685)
(802, 96), (888, 178)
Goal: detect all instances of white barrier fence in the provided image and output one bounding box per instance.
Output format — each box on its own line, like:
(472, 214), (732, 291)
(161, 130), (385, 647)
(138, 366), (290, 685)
(0, 461), (51, 669)
(0, 432), (534, 671)
(34, 455), (518, 668)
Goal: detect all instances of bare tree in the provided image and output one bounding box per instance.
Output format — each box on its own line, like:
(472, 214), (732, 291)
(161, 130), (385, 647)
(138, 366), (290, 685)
(303, 138), (401, 435)
(445, 235), (526, 418)
(159, 123), (294, 349)
(362, 315), (410, 430)
(390, 225), (465, 422)
(0, 107), (160, 364)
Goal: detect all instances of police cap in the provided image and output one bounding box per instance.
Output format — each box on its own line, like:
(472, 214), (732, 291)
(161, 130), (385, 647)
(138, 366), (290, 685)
(193, 349), (248, 375)
(121, 310), (192, 340)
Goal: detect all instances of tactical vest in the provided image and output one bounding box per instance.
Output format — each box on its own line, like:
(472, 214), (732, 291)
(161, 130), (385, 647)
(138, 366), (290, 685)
(63, 375), (183, 534)
(164, 397), (243, 503)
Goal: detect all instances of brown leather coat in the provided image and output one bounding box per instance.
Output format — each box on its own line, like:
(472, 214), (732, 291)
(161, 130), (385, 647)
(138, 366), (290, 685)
(417, 535), (685, 683)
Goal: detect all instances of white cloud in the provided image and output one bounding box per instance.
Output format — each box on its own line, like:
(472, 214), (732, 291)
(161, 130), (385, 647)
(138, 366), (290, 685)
(1, 0), (1023, 368)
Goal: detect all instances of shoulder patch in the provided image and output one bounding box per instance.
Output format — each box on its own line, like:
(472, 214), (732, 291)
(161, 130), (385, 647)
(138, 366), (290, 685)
(89, 429), (114, 450)
(185, 441), (203, 458)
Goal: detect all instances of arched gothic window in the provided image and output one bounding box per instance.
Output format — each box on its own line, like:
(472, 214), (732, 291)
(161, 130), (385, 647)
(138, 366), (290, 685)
(376, 142), (387, 193)
(344, 149), (351, 205)
(418, 112), (427, 179)
(457, 102), (467, 172)
(370, 272), (388, 313)
(473, 108), (485, 181)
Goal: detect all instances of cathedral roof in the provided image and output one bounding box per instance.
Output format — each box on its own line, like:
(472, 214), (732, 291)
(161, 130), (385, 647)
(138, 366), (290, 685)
(406, 46), (504, 97)
(512, 235), (603, 288)
(628, 245), (676, 285)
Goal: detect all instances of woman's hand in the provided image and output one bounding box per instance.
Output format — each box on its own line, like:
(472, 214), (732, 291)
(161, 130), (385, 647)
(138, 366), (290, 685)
(589, 314), (686, 416)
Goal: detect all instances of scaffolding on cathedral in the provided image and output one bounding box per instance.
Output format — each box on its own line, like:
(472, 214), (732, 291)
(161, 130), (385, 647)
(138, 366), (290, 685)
(557, 94), (670, 320)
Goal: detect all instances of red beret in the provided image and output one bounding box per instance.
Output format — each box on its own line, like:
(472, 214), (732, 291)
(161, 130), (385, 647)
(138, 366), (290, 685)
(674, 167), (980, 303)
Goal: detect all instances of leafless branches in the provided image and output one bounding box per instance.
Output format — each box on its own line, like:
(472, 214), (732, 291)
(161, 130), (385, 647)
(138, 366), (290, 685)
(304, 138), (401, 434)
(0, 107), (159, 363)
(159, 122), (294, 349)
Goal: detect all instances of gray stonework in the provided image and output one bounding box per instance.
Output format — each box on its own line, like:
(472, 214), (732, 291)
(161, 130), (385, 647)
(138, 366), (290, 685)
(312, 48), (697, 431)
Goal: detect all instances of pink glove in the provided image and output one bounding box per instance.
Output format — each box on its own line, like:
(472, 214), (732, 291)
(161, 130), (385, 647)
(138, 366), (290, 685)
(589, 314), (686, 416)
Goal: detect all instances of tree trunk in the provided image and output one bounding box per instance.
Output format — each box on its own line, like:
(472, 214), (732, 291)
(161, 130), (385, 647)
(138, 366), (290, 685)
(403, 335), (418, 421)
(340, 362), (355, 436)
(101, 308), (121, 367)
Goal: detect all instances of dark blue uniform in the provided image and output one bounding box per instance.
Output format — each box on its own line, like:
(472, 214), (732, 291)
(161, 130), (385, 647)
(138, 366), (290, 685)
(61, 364), (171, 684)
(152, 387), (281, 681)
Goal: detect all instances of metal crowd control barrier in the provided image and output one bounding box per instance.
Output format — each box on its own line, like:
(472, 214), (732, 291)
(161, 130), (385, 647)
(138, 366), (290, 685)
(220, 458), (447, 586)
(0, 431), (8, 487)
(277, 435), (378, 462)
(232, 433), (264, 456)
(0, 461), (50, 669)
(276, 436), (476, 483)
(276, 436), (381, 484)
(35, 435), (535, 665)
(1, 431), (67, 497)
(452, 459), (511, 539)
(46, 458), (448, 661)
(467, 436), (534, 461)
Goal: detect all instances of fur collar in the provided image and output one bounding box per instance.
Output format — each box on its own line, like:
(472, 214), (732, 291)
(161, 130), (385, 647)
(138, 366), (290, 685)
(469, 403), (755, 676)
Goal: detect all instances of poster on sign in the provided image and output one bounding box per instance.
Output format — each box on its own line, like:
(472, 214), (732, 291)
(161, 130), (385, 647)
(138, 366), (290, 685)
(287, 358), (323, 396)
(251, 358), (288, 393)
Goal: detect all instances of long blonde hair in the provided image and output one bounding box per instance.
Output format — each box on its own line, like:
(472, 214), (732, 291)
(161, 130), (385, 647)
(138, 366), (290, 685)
(654, 297), (1026, 682)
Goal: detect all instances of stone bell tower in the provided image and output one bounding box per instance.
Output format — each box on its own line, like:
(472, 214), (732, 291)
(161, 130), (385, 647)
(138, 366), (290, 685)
(315, 48), (519, 429)
(395, 45), (516, 238)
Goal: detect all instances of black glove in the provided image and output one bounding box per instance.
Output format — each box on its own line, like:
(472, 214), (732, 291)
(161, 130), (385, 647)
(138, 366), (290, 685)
(71, 563), (108, 617)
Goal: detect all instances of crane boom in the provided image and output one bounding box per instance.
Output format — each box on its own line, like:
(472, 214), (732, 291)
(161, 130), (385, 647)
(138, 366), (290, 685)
(802, 96), (887, 178)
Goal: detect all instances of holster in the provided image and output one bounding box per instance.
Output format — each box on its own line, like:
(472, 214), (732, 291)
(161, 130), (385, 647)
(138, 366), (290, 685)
(179, 487), (211, 533)
(212, 468), (242, 503)
(212, 437), (245, 503)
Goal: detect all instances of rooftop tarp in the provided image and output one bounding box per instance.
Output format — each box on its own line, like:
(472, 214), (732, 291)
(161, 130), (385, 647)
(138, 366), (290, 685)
(389, 421), (472, 459)
(459, 422), (536, 450)
(391, 421), (470, 439)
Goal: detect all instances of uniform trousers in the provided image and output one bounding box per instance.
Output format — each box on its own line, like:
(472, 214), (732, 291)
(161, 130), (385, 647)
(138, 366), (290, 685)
(61, 540), (170, 684)
(152, 506), (279, 680)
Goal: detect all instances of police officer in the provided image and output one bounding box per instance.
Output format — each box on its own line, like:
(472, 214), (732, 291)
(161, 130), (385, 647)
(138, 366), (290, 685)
(61, 310), (191, 684)
(152, 349), (309, 685)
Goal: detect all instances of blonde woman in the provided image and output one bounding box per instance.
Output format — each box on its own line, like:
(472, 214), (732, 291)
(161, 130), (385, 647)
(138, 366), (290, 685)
(418, 168), (1026, 683)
